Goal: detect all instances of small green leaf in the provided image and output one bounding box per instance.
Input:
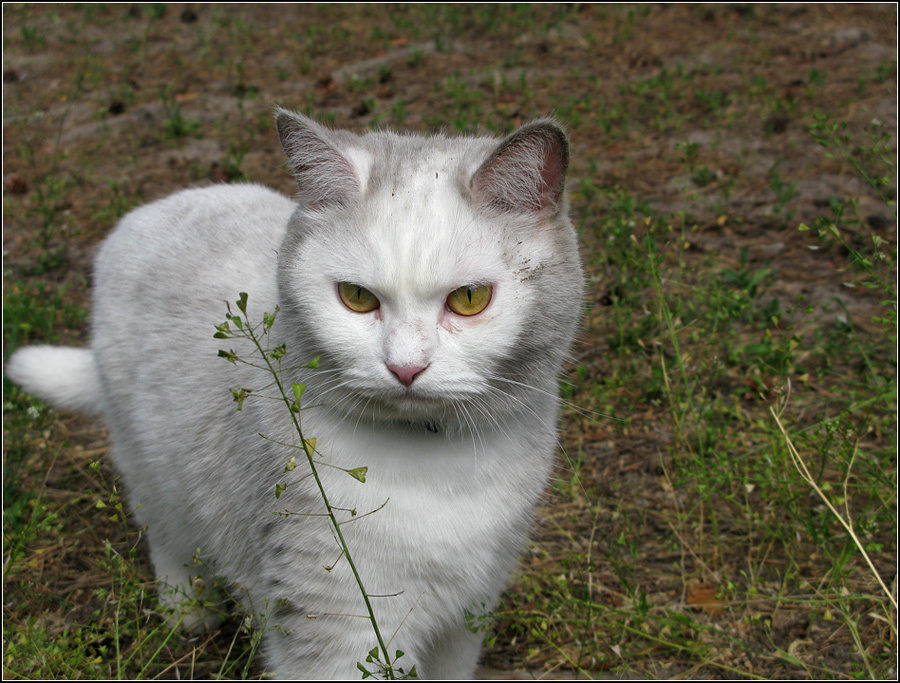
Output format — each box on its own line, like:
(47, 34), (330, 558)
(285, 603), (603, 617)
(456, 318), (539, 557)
(237, 292), (248, 314)
(306, 356), (320, 369)
(263, 311), (277, 330)
(96, 500), (107, 509)
(231, 388), (252, 411)
(270, 343), (287, 361)
(218, 349), (238, 364)
(292, 382), (305, 403)
(303, 437), (316, 455)
(232, 317), (243, 330)
(284, 456), (297, 472)
(275, 483), (286, 499)
(777, 649), (805, 668)
(346, 466), (368, 483)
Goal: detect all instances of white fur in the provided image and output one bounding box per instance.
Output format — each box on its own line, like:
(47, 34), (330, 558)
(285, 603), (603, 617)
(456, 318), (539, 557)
(6, 114), (582, 679)
(6, 346), (104, 416)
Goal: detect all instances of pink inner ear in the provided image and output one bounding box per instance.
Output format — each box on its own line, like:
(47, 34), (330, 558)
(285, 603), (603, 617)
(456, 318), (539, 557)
(537, 141), (566, 209)
(471, 122), (569, 214)
(277, 114), (360, 210)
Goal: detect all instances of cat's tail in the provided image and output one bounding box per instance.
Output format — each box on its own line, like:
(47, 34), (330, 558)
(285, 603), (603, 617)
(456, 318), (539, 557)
(6, 346), (105, 417)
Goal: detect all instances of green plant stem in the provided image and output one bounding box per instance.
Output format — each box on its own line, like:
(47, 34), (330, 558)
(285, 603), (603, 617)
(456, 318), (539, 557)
(238, 309), (395, 678)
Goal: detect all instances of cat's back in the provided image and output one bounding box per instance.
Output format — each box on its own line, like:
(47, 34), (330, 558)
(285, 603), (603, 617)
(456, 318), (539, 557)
(91, 184), (294, 402)
(94, 183), (293, 342)
(96, 183), (294, 295)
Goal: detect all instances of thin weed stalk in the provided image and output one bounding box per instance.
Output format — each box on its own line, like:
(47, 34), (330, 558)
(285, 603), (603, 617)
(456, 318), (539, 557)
(770, 397), (896, 611)
(215, 292), (407, 679)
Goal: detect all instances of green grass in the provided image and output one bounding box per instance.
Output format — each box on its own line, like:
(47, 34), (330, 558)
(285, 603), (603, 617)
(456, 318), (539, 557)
(493, 108), (896, 676)
(3, 282), (87, 354)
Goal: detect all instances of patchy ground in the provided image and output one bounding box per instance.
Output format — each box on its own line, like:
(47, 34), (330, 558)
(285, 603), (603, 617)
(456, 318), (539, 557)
(3, 4), (896, 680)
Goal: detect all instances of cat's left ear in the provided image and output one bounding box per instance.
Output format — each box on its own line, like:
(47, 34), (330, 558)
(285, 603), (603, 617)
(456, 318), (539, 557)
(471, 120), (569, 214)
(275, 108), (365, 210)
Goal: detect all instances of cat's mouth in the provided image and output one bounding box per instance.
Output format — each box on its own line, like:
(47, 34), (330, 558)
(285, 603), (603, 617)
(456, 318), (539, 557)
(344, 384), (452, 423)
(317, 369), (486, 428)
(382, 388), (441, 411)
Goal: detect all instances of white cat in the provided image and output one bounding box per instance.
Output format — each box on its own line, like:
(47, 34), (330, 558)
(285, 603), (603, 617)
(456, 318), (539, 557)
(6, 110), (583, 679)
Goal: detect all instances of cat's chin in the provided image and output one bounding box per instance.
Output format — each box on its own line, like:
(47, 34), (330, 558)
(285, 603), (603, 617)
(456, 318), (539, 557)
(323, 388), (471, 431)
(361, 393), (445, 422)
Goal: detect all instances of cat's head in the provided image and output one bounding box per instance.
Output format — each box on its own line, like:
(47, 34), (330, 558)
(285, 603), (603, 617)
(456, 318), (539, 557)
(274, 110), (582, 432)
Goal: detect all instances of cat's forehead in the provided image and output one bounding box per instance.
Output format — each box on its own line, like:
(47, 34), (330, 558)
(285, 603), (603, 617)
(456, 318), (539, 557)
(354, 183), (502, 300)
(302, 131), (555, 301)
(355, 133), (491, 188)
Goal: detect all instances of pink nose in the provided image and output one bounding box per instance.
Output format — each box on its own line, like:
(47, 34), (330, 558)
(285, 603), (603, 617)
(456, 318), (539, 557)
(388, 364), (427, 387)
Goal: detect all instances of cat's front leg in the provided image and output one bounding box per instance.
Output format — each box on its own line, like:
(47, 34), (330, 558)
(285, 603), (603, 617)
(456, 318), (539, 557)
(147, 532), (224, 633)
(419, 621), (485, 679)
(261, 607), (423, 680)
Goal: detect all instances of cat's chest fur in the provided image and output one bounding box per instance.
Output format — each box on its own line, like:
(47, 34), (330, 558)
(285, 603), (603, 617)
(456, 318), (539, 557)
(267, 416), (552, 590)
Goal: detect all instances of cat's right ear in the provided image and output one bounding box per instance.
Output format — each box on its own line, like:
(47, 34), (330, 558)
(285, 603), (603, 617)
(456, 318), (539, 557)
(275, 108), (364, 210)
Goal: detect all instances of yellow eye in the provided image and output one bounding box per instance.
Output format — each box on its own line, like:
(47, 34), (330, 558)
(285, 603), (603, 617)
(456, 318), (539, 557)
(446, 284), (492, 316)
(338, 283), (380, 313)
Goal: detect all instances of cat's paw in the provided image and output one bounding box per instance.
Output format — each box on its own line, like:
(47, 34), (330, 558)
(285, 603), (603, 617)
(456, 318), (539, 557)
(164, 601), (224, 633)
(157, 581), (224, 633)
